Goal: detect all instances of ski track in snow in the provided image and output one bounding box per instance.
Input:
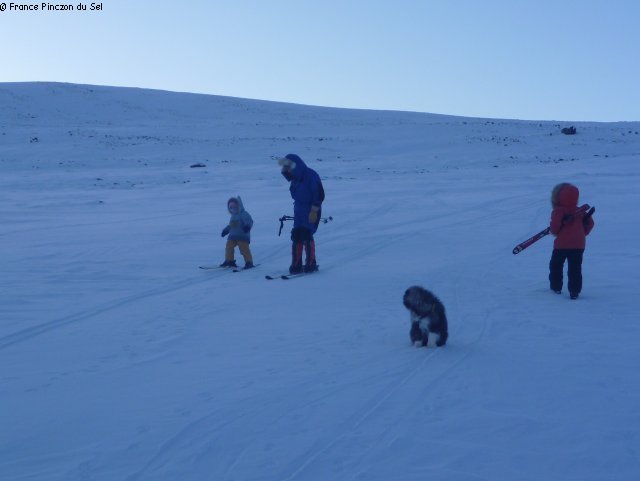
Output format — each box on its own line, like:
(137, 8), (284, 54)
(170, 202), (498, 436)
(0, 274), (214, 351)
(279, 321), (491, 481)
(127, 243), (494, 481)
(0, 242), (291, 351)
(275, 239), (503, 481)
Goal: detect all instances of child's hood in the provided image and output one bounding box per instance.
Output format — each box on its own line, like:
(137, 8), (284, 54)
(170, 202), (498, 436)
(552, 183), (579, 208)
(228, 196), (245, 213)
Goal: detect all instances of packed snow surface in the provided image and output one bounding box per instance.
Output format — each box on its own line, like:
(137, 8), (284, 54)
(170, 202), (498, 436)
(1, 83), (639, 481)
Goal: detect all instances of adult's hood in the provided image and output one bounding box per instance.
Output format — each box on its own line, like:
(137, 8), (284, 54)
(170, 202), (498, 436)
(284, 153), (308, 180)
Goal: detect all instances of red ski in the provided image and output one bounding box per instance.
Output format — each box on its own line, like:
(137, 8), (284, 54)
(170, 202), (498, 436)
(512, 204), (594, 255)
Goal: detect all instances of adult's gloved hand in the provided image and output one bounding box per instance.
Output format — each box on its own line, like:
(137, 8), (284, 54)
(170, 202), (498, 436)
(309, 207), (319, 224)
(221, 226), (230, 237)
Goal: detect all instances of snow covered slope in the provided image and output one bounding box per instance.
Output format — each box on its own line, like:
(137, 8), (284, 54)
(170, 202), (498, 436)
(1, 82), (639, 481)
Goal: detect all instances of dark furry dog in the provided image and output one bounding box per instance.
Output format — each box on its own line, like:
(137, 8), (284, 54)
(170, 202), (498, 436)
(403, 286), (449, 347)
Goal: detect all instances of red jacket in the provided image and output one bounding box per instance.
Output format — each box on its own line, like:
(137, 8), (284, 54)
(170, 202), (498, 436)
(549, 184), (594, 249)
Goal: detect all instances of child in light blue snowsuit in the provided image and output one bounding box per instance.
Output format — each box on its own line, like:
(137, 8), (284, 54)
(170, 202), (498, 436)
(220, 196), (254, 269)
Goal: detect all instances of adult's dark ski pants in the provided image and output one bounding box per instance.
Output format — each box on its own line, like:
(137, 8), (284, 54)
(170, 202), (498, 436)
(290, 227), (317, 272)
(549, 248), (584, 295)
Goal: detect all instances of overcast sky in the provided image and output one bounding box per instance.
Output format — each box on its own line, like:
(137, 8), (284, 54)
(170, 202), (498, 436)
(1, 0), (638, 121)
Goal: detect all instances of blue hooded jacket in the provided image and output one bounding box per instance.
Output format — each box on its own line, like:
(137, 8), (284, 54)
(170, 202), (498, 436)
(282, 154), (324, 232)
(226, 196), (253, 243)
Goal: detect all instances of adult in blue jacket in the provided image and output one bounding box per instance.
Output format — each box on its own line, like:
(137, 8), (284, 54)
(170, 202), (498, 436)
(278, 153), (324, 274)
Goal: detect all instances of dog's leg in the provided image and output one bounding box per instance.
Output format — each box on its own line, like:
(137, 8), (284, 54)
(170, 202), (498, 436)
(410, 322), (422, 345)
(436, 311), (448, 346)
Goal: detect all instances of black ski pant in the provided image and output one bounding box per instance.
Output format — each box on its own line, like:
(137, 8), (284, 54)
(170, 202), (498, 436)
(549, 248), (584, 295)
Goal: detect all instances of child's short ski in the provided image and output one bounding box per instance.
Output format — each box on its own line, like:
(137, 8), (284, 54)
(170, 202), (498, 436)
(199, 265), (231, 270)
(512, 228), (551, 255)
(512, 204), (593, 255)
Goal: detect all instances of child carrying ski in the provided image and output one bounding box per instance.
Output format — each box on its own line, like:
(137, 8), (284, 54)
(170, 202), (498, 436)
(219, 196), (255, 269)
(548, 183), (595, 299)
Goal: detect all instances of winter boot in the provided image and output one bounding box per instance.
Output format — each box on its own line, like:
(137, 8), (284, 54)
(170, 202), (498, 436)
(243, 262), (255, 270)
(304, 262), (318, 273)
(219, 260), (237, 268)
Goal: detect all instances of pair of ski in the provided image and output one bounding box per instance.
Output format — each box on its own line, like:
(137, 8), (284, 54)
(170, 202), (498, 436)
(265, 271), (316, 280)
(512, 204), (595, 255)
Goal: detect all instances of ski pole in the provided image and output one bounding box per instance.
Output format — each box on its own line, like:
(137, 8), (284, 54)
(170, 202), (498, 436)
(277, 215), (333, 236)
(278, 215), (294, 236)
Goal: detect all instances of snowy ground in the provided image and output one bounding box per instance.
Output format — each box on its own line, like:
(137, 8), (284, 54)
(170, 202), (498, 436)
(1, 82), (639, 481)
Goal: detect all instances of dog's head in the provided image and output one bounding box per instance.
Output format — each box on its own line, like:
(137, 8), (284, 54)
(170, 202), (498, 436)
(403, 286), (424, 311)
(403, 286), (435, 317)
